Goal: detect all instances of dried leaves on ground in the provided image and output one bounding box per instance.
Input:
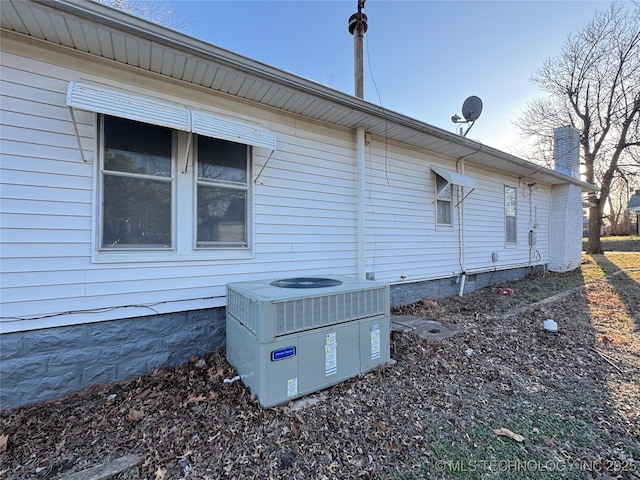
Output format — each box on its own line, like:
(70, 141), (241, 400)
(1, 259), (639, 480)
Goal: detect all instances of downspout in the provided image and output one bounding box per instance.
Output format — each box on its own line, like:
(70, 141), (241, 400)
(458, 159), (466, 296)
(528, 184), (534, 266)
(357, 126), (366, 279)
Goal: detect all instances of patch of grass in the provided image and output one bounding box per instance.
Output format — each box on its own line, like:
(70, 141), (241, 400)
(407, 395), (633, 480)
(500, 252), (639, 306)
(603, 252), (640, 270)
(401, 253), (639, 480)
(583, 235), (640, 252)
(429, 427), (581, 479)
(580, 253), (640, 284)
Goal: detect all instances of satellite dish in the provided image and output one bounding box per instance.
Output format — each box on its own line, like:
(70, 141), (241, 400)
(461, 96), (483, 122)
(451, 95), (483, 136)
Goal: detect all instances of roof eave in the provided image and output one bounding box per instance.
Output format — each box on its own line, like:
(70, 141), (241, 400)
(16, 0), (597, 192)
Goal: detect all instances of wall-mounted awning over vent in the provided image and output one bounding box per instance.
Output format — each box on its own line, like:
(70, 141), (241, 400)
(66, 81), (277, 150)
(430, 166), (477, 189)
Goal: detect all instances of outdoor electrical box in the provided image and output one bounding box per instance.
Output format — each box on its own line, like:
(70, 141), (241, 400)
(225, 275), (391, 407)
(529, 231), (537, 245)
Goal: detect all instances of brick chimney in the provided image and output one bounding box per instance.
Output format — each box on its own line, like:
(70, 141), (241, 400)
(548, 126), (583, 272)
(552, 125), (581, 179)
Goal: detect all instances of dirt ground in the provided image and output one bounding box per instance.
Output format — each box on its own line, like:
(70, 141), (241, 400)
(1, 254), (639, 480)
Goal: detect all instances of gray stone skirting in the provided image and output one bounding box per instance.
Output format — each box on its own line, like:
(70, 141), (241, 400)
(1, 265), (543, 410)
(0, 308), (226, 411)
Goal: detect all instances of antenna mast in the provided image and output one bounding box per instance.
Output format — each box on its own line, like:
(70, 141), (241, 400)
(348, 0), (367, 99)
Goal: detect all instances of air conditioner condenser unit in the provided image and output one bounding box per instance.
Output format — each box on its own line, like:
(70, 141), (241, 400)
(226, 275), (391, 407)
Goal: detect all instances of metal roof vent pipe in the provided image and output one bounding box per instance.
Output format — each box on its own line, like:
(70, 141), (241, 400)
(348, 1), (367, 99)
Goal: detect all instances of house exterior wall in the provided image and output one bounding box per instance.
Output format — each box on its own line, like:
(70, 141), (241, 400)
(0, 36), (361, 336)
(1, 34), (554, 408)
(363, 140), (550, 288)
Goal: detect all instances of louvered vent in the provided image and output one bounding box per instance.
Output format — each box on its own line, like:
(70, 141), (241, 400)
(274, 288), (385, 336)
(227, 288), (259, 335)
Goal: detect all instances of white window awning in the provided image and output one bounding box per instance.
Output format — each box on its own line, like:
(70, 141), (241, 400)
(191, 110), (277, 151)
(431, 166), (477, 189)
(67, 81), (191, 132)
(66, 81), (277, 151)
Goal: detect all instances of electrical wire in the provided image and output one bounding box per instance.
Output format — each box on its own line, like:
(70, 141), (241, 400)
(1, 296), (220, 322)
(364, 30), (390, 186)
(363, 23), (390, 276)
(488, 260), (498, 286)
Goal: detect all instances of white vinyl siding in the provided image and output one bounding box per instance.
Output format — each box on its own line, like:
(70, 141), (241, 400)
(0, 41), (358, 333)
(0, 35), (551, 335)
(363, 139), (549, 283)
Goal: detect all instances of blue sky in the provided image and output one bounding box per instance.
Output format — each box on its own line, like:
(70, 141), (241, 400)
(168, 0), (610, 153)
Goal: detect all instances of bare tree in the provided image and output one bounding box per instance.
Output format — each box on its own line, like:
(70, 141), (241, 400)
(516, 1), (640, 253)
(606, 174), (639, 235)
(97, 0), (191, 30)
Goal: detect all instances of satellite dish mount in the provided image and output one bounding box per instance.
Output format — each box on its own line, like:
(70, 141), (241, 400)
(451, 96), (483, 136)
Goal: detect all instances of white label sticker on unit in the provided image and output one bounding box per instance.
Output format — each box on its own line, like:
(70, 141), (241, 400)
(325, 332), (337, 376)
(371, 324), (381, 359)
(287, 377), (298, 397)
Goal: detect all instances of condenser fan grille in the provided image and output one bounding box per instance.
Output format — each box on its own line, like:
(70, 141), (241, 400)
(270, 277), (343, 288)
(274, 288), (385, 336)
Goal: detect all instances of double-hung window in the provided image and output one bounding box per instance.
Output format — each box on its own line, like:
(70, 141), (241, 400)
(68, 82), (277, 259)
(431, 166), (477, 228)
(101, 116), (173, 249)
(196, 137), (248, 248)
(99, 115), (251, 253)
(435, 173), (453, 226)
(505, 186), (517, 244)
